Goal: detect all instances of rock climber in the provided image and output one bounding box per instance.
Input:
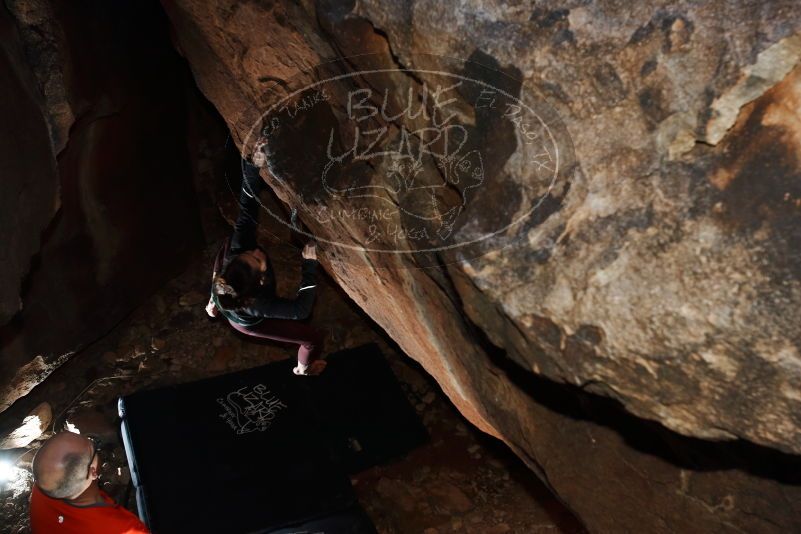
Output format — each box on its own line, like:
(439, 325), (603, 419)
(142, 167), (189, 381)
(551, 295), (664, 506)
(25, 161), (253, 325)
(29, 431), (149, 533)
(205, 138), (327, 376)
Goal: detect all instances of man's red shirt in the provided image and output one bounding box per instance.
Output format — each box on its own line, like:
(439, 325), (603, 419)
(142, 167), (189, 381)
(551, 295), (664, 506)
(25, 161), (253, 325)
(30, 484), (149, 534)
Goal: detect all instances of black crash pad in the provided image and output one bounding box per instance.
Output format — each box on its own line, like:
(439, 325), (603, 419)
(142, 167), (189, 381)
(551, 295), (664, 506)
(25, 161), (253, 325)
(119, 343), (427, 533)
(303, 343), (429, 473)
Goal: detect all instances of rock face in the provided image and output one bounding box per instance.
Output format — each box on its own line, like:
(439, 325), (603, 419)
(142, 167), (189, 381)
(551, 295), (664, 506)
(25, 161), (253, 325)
(0, 2), (60, 327)
(160, 0), (801, 531)
(332, 0), (801, 455)
(0, 402), (51, 449)
(0, 0), (204, 412)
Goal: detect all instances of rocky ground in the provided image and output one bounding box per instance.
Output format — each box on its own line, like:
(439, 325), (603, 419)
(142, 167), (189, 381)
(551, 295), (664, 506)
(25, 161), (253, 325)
(0, 239), (584, 534)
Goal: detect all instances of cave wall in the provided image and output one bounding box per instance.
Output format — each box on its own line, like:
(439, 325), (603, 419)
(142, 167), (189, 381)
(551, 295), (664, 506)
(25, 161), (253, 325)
(0, 0), (205, 412)
(158, 0), (801, 531)
(0, 1), (60, 326)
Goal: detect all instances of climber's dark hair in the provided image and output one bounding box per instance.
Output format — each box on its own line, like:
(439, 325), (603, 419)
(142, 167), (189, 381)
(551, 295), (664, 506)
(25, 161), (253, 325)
(213, 255), (261, 310)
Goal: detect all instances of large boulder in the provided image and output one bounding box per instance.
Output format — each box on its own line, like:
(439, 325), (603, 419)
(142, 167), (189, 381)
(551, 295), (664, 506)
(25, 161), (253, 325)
(159, 0), (801, 531)
(339, 0), (801, 454)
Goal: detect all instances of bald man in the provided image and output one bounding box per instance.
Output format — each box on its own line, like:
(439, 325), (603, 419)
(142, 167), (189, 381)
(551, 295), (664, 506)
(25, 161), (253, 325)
(30, 431), (148, 533)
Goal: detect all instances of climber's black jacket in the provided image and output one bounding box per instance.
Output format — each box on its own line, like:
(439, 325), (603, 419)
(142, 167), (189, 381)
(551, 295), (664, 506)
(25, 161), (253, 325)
(210, 158), (317, 326)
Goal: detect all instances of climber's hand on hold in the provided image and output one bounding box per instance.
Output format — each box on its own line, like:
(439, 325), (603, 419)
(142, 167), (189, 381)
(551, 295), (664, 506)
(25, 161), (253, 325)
(302, 241), (317, 261)
(251, 136), (268, 168)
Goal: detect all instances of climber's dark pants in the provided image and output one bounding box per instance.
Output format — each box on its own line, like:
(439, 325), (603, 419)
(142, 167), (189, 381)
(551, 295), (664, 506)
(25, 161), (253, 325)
(229, 318), (324, 366)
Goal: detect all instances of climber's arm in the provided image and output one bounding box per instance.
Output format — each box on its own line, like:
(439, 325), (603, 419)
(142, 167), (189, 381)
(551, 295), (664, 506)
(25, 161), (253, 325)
(238, 259), (318, 320)
(229, 158), (265, 255)
(206, 237), (230, 318)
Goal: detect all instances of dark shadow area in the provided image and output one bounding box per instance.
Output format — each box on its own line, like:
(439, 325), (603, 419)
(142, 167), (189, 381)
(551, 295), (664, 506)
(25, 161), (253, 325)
(465, 314), (801, 485)
(385, 334), (586, 532)
(317, 287), (586, 532)
(0, 0), (206, 413)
